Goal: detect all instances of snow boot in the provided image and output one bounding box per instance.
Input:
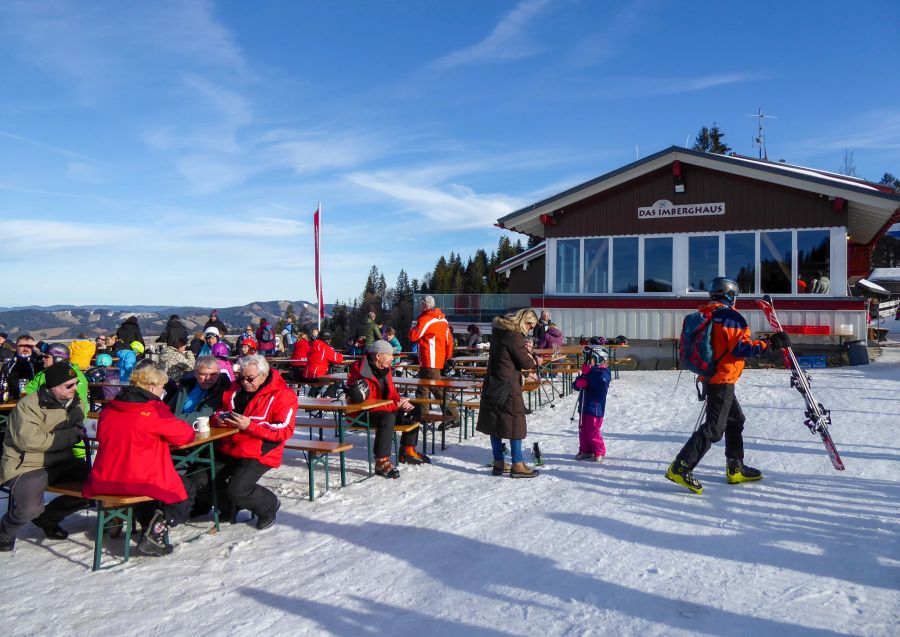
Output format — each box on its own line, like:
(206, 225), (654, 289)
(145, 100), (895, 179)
(33, 518), (69, 540)
(726, 458), (763, 484)
(137, 510), (174, 556)
(666, 460), (703, 494)
(256, 499), (281, 530)
(0, 535), (14, 552)
(399, 446), (431, 465)
(491, 460), (511, 476)
(375, 457), (400, 479)
(575, 452), (598, 462)
(509, 462), (539, 479)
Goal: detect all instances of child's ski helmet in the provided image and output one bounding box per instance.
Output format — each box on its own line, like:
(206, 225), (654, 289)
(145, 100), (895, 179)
(583, 344), (609, 364)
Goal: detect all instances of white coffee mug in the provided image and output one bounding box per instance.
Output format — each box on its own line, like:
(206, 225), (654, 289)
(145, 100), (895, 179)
(192, 416), (210, 433)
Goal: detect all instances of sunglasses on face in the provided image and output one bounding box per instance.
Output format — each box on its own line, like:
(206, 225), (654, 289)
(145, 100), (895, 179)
(239, 373), (260, 384)
(18, 344), (34, 349)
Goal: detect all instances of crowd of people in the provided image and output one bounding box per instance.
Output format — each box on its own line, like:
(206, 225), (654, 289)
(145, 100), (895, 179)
(0, 279), (792, 558)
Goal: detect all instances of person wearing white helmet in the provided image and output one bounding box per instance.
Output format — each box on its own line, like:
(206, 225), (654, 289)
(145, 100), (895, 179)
(198, 326), (220, 357)
(572, 344), (611, 462)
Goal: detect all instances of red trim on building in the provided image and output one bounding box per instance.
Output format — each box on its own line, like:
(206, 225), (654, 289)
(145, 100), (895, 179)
(532, 297), (866, 311)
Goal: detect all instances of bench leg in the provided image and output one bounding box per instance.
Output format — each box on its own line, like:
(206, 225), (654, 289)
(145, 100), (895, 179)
(93, 504), (105, 571)
(308, 454), (316, 502)
(123, 506), (134, 564)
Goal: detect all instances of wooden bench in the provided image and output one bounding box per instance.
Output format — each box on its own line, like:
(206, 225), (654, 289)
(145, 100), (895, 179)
(283, 440), (353, 500)
(47, 482), (154, 571)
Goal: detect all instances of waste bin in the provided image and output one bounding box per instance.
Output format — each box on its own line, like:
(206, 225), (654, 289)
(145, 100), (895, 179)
(847, 340), (869, 366)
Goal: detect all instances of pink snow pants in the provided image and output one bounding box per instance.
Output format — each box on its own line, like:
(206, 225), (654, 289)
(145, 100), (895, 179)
(579, 415), (606, 457)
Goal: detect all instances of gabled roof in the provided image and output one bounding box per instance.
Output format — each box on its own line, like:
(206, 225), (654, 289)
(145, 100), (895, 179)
(495, 241), (545, 274)
(497, 146), (900, 245)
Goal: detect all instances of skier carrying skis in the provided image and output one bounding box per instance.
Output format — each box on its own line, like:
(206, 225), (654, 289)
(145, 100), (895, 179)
(666, 277), (791, 494)
(573, 343), (611, 462)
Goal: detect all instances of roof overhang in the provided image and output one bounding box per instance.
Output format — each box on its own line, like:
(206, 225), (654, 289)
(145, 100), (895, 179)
(497, 146), (900, 245)
(495, 242), (546, 274)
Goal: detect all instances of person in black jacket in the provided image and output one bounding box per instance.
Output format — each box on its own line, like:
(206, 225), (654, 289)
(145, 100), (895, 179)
(156, 315), (189, 348)
(203, 310), (228, 337)
(0, 333), (14, 362)
(531, 311), (551, 344)
(0, 335), (44, 400)
(116, 316), (144, 348)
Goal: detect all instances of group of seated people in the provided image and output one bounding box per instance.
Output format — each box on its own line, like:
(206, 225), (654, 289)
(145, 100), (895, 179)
(0, 329), (432, 557)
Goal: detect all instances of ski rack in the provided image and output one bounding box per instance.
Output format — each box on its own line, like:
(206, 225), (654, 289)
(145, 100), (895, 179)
(756, 295), (845, 470)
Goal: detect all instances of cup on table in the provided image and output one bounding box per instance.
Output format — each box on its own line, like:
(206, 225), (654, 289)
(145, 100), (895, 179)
(83, 419), (98, 438)
(192, 416), (210, 433)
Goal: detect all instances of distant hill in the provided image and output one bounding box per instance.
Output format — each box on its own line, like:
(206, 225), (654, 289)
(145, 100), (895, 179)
(0, 301), (329, 341)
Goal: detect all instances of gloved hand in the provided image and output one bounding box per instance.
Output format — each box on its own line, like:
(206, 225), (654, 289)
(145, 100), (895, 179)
(573, 377), (587, 390)
(768, 331), (791, 350)
(581, 363), (593, 376)
(441, 359), (454, 375)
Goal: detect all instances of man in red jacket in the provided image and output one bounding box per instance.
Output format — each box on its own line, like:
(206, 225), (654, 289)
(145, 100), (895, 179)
(409, 295), (459, 427)
(348, 340), (428, 479)
(211, 354), (296, 529)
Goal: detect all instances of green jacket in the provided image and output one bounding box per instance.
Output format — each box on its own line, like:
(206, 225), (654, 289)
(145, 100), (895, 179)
(25, 364), (89, 412)
(1, 389), (84, 483)
(356, 318), (381, 346)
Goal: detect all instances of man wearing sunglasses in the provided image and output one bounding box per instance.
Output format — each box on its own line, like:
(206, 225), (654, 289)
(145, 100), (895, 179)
(0, 362), (89, 552)
(208, 355), (296, 530)
(0, 335), (44, 401)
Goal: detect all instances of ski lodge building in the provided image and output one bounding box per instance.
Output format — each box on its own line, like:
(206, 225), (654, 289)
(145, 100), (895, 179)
(494, 146), (900, 354)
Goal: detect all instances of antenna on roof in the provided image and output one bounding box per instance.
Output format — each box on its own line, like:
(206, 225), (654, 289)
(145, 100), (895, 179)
(748, 107), (777, 160)
(635, 145), (639, 160)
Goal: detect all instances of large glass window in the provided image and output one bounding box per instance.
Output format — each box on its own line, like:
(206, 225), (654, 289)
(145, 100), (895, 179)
(612, 237), (638, 293)
(797, 230), (830, 294)
(725, 233), (756, 294)
(583, 238), (610, 293)
(555, 239), (580, 294)
(688, 235), (719, 293)
(644, 237), (673, 292)
(760, 231), (792, 293)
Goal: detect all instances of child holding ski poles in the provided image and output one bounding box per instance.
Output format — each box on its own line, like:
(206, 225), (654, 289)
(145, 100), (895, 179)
(573, 343), (611, 462)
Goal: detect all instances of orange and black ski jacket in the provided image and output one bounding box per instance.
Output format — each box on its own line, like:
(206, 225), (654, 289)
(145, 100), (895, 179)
(701, 302), (769, 385)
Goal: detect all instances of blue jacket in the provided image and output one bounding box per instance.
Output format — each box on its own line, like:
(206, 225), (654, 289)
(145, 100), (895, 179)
(573, 365), (611, 417)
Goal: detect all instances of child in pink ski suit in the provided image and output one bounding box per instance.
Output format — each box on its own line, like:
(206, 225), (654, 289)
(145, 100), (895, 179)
(573, 345), (611, 461)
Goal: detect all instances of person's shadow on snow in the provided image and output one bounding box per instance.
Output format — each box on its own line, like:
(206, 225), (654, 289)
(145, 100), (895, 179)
(240, 512), (849, 637)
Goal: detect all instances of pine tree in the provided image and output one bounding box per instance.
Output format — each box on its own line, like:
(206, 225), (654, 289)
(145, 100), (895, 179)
(692, 123), (731, 154)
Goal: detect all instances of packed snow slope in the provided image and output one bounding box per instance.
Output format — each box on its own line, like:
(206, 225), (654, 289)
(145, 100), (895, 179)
(2, 332), (898, 636)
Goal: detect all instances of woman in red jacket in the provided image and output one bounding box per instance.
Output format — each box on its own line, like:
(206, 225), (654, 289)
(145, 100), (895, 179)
(83, 365), (198, 557)
(303, 331), (343, 397)
(288, 328), (310, 382)
(347, 340), (427, 479)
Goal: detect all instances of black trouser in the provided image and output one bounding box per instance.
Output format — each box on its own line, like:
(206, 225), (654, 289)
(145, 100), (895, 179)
(674, 383), (746, 469)
(371, 410), (420, 458)
(0, 458), (90, 540)
(195, 454), (277, 519)
(134, 473), (199, 529)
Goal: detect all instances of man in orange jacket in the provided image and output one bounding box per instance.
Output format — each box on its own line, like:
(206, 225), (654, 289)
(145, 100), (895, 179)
(666, 277), (790, 495)
(409, 295), (459, 427)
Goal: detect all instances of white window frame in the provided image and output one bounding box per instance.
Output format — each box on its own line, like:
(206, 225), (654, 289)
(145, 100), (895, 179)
(546, 227), (844, 297)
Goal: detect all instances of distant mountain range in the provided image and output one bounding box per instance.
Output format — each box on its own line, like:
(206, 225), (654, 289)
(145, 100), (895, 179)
(0, 301), (329, 341)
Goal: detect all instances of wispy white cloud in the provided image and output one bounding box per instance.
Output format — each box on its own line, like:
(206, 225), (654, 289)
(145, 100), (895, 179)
(788, 109), (900, 154)
(0, 130), (97, 162)
(431, 0), (553, 70)
(591, 72), (765, 99)
(0, 218), (139, 254)
(346, 171), (522, 230)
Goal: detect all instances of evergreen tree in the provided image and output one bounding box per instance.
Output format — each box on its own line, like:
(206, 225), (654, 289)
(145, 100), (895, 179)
(692, 123), (731, 154)
(879, 172), (900, 193)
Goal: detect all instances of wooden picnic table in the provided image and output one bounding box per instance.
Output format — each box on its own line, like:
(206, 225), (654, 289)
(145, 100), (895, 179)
(296, 397), (392, 482)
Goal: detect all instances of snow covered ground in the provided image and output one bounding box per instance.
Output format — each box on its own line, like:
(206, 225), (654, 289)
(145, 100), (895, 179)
(2, 326), (898, 637)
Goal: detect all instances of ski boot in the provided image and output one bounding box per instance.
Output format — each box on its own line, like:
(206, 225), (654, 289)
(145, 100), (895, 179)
(726, 458), (763, 484)
(375, 457), (400, 479)
(666, 460), (703, 494)
(137, 510), (174, 556)
(399, 446), (431, 465)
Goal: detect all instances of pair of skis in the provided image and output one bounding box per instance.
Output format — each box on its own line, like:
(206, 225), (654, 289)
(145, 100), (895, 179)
(756, 295), (845, 471)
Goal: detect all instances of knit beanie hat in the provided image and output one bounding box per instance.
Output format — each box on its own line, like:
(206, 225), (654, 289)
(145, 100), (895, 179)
(367, 340), (394, 355)
(45, 361), (77, 389)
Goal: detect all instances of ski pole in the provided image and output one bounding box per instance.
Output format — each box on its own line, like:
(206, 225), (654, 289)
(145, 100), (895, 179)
(569, 387), (583, 423)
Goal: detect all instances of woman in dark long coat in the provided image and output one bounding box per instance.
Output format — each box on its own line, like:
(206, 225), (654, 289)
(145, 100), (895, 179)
(476, 308), (539, 478)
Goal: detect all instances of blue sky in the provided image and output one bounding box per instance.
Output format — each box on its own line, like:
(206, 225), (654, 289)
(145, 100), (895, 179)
(1, 0), (897, 308)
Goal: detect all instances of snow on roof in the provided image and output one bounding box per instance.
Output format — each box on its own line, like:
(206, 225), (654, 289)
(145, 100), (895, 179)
(870, 267), (900, 282)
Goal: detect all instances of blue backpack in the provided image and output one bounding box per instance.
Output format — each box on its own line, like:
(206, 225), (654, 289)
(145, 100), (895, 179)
(679, 308), (720, 376)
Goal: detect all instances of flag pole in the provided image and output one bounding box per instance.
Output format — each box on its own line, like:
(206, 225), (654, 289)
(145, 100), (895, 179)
(316, 202), (323, 331)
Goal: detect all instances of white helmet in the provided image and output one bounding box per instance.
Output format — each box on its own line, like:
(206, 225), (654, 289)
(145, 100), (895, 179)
(583, 344), (609, 364)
